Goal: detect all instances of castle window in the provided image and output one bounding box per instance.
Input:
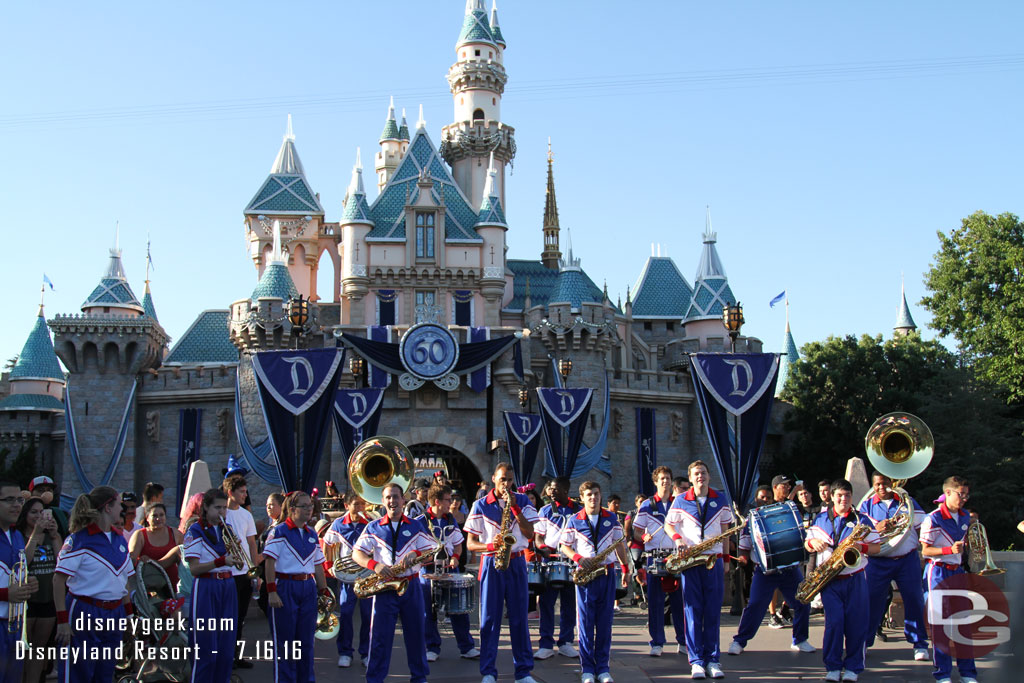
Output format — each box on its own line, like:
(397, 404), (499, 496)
(416, 212), (435, 259)
(453, 290), (473, 326)
(473, 109), (485, 121)
(644, 322), (652, 331)
(376, 290), (397, 326)
(475, 49), (481, 57)
(488, 51), (493, 59)
(492, 97), (496, 105)
(415, 291), (436, 308)
(666, 322), (675, 332)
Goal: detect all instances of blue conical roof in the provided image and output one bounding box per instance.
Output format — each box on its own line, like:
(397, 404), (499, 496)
(490, 1), (505, 46)
(398, 112), (410, 141)
(458, 0), (496, 47)
(477, 194), (506, 225)
(251, 262), (299, 301)
(341, 151), (374, 225)
(142, 282), (158, 321)
(10, 310), (64, 382)
(244, 116), (324, 216)
(631, 256), (693, 318)
(684, 223), (736, 321)
(380, 99), (400, 142)
(895, 286), (917, 331)
(82, 248), (144, 314)
(776, 323), (800, 396)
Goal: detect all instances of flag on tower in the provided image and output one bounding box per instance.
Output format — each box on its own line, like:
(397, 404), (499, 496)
(43, 274), (54, 290)
(769, 290), (786, 308)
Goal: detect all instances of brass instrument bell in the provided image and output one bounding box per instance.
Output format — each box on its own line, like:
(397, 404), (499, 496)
(348, 436), (414, 506)
(865, 412), (933, 481)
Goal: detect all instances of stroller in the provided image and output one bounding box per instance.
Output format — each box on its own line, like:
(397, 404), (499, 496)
(116, 559), (191, 683)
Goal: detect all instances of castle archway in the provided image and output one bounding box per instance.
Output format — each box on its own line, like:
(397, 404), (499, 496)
(409, 442), (483, 504)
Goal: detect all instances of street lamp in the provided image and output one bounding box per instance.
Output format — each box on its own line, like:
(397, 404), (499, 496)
(722, 302), (744, 352)
(288, 295), (309, 347)
(349, 356), (365, 388)
(518, 386), (530, 409)
(557, 358), (573, 386)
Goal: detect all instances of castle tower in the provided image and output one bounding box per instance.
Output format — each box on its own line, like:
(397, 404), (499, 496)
(50, 246), (169, 496)
(683, 208), (737, 345)
(339, 149), (375, 326)
(541, 141), (562, 270)
(243, 115), (325, 302)
(376, 97), (403, 192)
(776, 300), (800, 396)
(475, 153), (509, 326)
(399, 109), (411, 156)
(440, 0), (515, 212)
(894, 279), (917, 337)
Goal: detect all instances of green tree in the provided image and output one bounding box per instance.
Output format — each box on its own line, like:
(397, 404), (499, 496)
(922, 210), (1024, 402)
(778, 333), (1024, 548)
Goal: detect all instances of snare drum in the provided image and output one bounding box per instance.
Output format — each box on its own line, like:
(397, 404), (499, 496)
(645, 550), (674, 577)
(543, 560), (573, 589)
(527, 560), (545, 593)
(432, 573), (477, 616)
(748, 501), (806, 574)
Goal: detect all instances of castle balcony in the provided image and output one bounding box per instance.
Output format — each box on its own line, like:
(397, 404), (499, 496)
(440, 120), (516, 167)
(662, 335), (763, 371)
(48, 314), (169, 375)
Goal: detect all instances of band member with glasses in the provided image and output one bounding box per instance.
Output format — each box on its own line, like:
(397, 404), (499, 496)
(632, 466), (685, 657)
(534, 477), (579, 660)
(859, 471), (930, 662)
(665, 461), (734, 680)
(920, 476), (978, 683)
(1, 482), (38, 683)
(559, 480), (630, 683)
(805, 479), (881, 683)
(464, 462), (539, 683)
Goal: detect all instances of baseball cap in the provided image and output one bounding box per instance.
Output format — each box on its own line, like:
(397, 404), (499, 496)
(121, 491), (139, 504)
(28, 476), (55, 492)
(771, 475), (793, 488)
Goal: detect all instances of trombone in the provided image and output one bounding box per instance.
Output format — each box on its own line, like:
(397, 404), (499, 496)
(8, 550), (29, 647)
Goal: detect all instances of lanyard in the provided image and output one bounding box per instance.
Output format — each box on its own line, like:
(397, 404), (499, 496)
(583, 515), (599, 550)
(830, 512), (851, 547)
(389, 519), (403, 564)
(697, 497), (712, 541)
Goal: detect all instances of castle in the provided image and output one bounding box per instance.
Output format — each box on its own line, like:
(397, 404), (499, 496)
(1, 1), (884, 508)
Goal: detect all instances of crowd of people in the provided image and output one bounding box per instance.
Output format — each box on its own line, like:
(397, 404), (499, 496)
(0, 460), (991, 683)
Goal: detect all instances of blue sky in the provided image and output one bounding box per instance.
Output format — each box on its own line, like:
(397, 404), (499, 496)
(2, 1), (1021, 366)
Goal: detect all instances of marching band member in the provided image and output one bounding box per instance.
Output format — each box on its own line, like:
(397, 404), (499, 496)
(559, 481), (630, 683)
(1, 481), (38, 683)
(727, 477), (815, 656)
(805, 479), (881, 683)
(264, 490), (329, 683)
(324, 491), (372, 668)
(664, 461), (733, 680)
(52, 485), (132, 683)
(859, 471), (930, 661)
(415, 483), (480, 661)
(920, 476), (977, 683)
(534, 477), (579, 660)
(351, 482), (436, 683)
(632, 466), (686, 657)
(183, 488), (243, 683)
(464, 462), (539, 683)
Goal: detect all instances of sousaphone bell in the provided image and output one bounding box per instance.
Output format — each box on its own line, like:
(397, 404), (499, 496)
(348, 435), (414, 505)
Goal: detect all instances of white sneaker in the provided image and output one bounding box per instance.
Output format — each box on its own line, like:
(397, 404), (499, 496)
(426, 651), (439, 662)
(515, 677), (539, 683)
(558, 642), (579, 658)
(676, 644), (687, 655)
(534, 647), (555, 660)
(727, 641), (743, 655)
(961, 678), (977, 683)
(841, 672), (858, 682)
(913, 647), (929, 661)
(707, 663), (724, 679)
(649, 645), (663, 657)
(461, 648), (481, 659)
(791, 640), (816, 653)
(337, 655), (352, 668)
(597, 674), (614, 683)
(481, 677), (497, 683)
(691, 663), (707, 679)
(582, 675), (596, 683)
(824, 672), (841, 683)
(935, 679), (951, 683)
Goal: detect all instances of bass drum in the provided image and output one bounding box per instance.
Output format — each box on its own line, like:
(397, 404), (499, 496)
(749, 501), (806, 574)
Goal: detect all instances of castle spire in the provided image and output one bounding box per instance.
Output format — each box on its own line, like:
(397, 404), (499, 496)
(489, 0), (506, 46)
(270, 114), (305, 174)
(777, 299), (800, 396)
(894, 276), (917, 337)
(142, 234), (158, 321)
(341, 148), (373, 225)
(541, 138), (562, 270)
(380, 97), (400, 141)
(683, 206), (736, 321)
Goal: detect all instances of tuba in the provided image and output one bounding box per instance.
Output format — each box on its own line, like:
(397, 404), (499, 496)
(862, 412), (934, 555)
(348, 436), (414, 506)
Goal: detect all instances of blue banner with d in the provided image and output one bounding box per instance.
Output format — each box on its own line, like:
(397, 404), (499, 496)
(333, 388), (385, 475)
(503, 412), (543, 487)
(252, 348), (345, 492)
(689, 353), (779, 514)
(635, 407), (656, 497)
(537, 387), (593, 479)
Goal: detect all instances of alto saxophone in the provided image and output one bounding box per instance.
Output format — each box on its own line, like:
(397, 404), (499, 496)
(354, 543), (442, 598)
(665, 519), (745, 573)
(572, 539), (625, 585)
(796, 523), (870, 604)
(493, 489), (517, 571)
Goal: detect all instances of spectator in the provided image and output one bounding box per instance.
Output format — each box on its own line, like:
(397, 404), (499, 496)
(671, 476), (690, 497)
(404, 479), (430, 518)
(176, 492), (205, 617)
(121, 492), (143, 535)
(129, 503), (183, 586)
(16, 496), (62, 683)
(140, 481), (165, 522)
(28, 475), (69, 538)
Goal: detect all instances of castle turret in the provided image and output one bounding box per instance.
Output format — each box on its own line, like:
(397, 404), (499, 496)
(398, 108), (410, 155)
(776, 301), (800, 396)
(81, 246), (144, 317)
(683, 208), (737, 344)
(541, 141), (562, 270)
(0, 305), (65, 412)
(340, 149), (375, 325)
(440, 0), (515, 211)
(243, 115), (325, 302)
(894, 279), (917, 337)
(376, 98), (402, 192)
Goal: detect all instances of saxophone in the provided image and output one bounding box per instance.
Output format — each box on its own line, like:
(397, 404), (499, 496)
(572, 539), (625, 585)
(796, 523), (870, 604)
(665, 520), (745, 573)
(492, 489), (517, 571)
(354, 545), (441, 598)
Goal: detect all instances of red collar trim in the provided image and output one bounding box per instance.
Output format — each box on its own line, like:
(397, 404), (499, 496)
(575, 509), (611, 519)
(871, 492), (901, 505)
(285, 517), (311, 531)
(86, 523), (103, 535)
(653, 493), (664, 503)
(684, 488), (717, 501)
(939, 503), (955, 520)
(384, 514), (413, 525)
(485, 490), (498, 505)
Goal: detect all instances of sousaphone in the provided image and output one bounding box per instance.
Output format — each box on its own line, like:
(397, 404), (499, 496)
(348, 435), (414, 505)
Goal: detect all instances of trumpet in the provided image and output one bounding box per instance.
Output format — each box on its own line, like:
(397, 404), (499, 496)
(222, 521), (259, 578)
(7, 550), (29, 647)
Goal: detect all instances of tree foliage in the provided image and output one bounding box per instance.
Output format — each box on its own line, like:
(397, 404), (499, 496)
(778, 333), (1024, 549)
(922, 210), (1024, 402)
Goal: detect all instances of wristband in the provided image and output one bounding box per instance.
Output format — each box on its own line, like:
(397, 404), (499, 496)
(367, 559), (379, 571)
(671, 533), (682, 541)
(511, 505), (522, 517)
(319, 587), (331, 597)
(621, 563), (629, 575)
(941, 546), (954, 556)
(214, 556), (227, 568)
(124, 603), (134, 616)
(267, 581), (278, 593)
(57, 610), (69, 624)
(858, 543), (869, 554)
(572, 553), (584, 564)
(487, 542), (495, 552)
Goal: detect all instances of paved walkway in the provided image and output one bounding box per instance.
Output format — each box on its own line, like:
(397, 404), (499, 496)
(230, 597), (1014, 682)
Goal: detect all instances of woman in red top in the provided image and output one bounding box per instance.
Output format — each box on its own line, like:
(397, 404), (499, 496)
(128, 503), (183, 585)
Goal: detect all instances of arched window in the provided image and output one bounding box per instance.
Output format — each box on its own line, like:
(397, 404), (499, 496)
(472, 108), (485, 121)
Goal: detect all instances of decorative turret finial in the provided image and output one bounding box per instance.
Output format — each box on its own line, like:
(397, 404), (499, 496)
(703, 204), (716, 243)
(348, 147), (365, 196)
(270, 219), (285, 264)
(417, 104), (426, 130)
(114, 220), (120, 252)
(547, 136), (553, 163)
(482, 152), (497, 197)
(626, 285), (632, 305)
(380, 97), (400, 141)
(284, 113), (295, 141)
